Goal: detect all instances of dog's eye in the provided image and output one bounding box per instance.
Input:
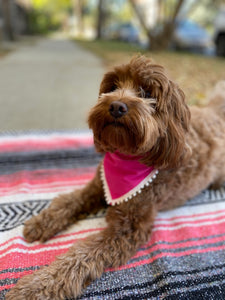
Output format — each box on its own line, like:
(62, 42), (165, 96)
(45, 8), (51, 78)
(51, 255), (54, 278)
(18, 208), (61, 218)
(139, 87), (151, 99)
(110, 84), (117, 92)
(144, 91), (151, 98)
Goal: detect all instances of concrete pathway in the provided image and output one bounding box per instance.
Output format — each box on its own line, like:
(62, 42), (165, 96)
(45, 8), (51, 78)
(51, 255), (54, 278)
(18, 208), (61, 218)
(0, 35), (104, 131)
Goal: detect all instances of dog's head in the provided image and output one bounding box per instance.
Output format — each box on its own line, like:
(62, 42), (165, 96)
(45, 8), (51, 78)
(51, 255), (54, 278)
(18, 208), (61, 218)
(88, 56), (191, 169)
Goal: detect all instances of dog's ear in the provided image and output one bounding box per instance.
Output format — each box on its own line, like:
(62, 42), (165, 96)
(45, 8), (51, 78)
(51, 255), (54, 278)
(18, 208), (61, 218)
(141, 80), (191, 169)
(99, 71), (118, 95)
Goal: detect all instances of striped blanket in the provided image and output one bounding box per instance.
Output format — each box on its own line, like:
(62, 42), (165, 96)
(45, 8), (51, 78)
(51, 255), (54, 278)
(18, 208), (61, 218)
(0, 132), (225, 300)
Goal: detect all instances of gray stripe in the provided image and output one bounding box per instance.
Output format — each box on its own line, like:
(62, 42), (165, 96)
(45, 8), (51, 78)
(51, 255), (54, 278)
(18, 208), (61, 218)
(129, 239), (225, 265)
(0, 266), (41, 275)
(81, 251), (225, 299)
(0, 148), (102, 175)
(184, 186), (225, 206)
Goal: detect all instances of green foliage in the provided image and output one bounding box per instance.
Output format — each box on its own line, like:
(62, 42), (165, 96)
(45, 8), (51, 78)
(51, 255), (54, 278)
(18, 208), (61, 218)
(114, 2), (133, 22)
(188, 0), (221, 30)
(28, 0), (72, 34)
(105, 0), (135, 25)
(28, 10), (60, 34)
(31, 0), (71, 12)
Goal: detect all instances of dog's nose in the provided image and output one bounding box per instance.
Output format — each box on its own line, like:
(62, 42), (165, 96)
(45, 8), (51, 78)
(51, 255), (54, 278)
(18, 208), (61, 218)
(109, 101), (128, 118)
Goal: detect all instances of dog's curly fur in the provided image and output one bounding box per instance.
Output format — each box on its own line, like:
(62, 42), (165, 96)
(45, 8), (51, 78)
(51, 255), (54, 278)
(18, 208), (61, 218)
(6, 56), (225, 300)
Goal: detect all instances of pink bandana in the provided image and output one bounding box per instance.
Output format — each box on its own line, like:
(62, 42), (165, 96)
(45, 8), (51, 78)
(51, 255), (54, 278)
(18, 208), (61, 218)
(101, 151), (158, 205)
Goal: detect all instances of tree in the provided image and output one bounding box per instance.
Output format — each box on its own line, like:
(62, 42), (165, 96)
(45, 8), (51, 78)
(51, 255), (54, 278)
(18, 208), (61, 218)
(73, 0), (88, 36)
(96, 0), (113, 39)
(96, 0), (104, 39)
(187, 0), (223, 28)
(2, 0), (15, 41)
(129, 0), (185, 50)
(129, 0), (224, 50)
(29, 0), (72, 33)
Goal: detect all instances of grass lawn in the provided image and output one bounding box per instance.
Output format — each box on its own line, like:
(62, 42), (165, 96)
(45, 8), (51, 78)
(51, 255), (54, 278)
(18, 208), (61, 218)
(76, 39), (225, 105)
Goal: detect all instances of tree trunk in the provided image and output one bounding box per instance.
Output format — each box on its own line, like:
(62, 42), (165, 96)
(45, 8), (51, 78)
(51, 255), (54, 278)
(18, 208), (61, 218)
(96, 0), (104, 39)
(150, 24), (174, 50)
(0, 25), (2, 44)
(129, 0), (150, 38)
(171, 0), (185, 24)
(2, 0), (15, 41)
(74, 0), (84, 35)
(129, 0), (185, 51)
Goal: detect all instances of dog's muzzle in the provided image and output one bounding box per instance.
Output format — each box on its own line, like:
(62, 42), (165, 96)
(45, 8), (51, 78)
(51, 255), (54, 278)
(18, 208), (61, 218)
(109, 101), (128, 119)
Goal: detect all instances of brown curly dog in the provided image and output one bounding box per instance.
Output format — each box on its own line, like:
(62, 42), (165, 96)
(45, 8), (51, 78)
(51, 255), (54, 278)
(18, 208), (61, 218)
(6, 56), (225, 299)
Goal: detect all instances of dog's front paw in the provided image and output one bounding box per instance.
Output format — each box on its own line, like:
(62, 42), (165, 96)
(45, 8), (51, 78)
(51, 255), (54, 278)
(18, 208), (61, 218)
(23, 210), (60, 242)
(23, 215), (45, 243)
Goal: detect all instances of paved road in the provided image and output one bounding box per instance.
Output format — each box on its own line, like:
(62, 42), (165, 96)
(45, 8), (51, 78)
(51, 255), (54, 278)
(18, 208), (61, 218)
(0, 35), (104, 132)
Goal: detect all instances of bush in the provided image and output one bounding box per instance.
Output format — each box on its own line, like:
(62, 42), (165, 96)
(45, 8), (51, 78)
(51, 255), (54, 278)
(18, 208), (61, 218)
(27, 10), (61, 34)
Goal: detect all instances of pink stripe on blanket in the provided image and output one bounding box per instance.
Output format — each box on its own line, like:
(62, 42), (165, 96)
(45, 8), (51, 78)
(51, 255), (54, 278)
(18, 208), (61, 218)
(2, 234), (225, 291)
(1, 218), (225, 280)
(0, 168), (95, 186)
(0, 135), (93, 153)
(0, 168), (96, 196)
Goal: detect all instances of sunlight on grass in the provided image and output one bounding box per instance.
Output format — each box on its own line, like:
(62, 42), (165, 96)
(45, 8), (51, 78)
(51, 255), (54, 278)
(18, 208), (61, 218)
(75, 39), (146, 66)
(75, 39), (225, 105)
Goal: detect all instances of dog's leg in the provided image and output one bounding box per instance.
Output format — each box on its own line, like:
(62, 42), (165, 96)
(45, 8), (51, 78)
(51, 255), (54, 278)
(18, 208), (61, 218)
(210, 177), (225, 190)
(6, 199), (157, 300)
(23, 165), (105, 242)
